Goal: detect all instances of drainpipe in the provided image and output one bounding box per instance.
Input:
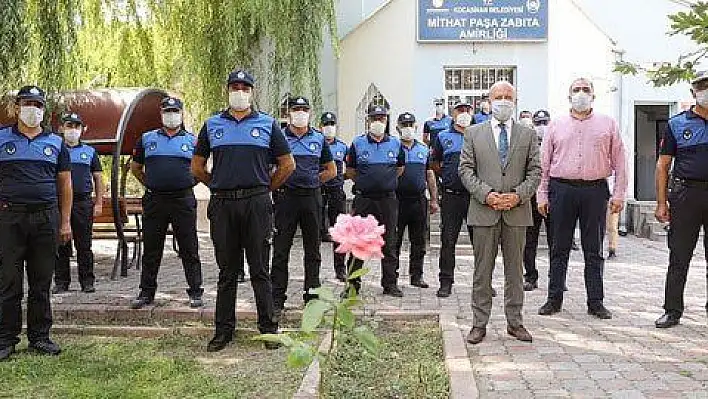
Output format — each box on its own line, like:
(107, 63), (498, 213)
(612, 47), (628, 234)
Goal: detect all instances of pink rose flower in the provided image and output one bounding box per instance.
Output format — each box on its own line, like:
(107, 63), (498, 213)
(329, 214), (385, 260)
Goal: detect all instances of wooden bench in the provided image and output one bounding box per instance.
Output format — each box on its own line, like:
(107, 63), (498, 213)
(93, 197), (142, 279)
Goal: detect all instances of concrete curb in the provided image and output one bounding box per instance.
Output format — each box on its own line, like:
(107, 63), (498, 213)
(49, 325), (310, 338)
(294, 331), (333, 399)
(439, 312), (478, 399)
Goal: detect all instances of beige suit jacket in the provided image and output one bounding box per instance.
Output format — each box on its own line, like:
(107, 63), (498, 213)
(458, 120), (541, 227)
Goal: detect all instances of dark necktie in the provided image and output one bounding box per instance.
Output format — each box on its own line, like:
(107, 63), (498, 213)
(499, 123), (509, 166)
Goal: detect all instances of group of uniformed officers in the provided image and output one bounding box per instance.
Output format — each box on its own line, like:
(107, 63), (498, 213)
(1, 69), (707, 360)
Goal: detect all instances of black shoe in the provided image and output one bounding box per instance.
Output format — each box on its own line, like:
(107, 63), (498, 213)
(491, 288), (497, 297)
(411, 278), (429, 288)
(81, 284), (96, 293)
(588, 305), (612, 319)
(130, 294), (154, 309)
(0, 345), (15, 361)
(207, 334), (233, 352)
(655, 312), (680, 328)
(236, 272), (246, 283)
(382, 285), (404, 297)
(436, 284), (452, 298)
(51, 286), (69, 295)
(28, 339), (61, 356)
(564, 286), (569, 291)
(321, 234), (333, 243)
(538, 300), (562, 315)
(607, 249), (617, 260)
(335, 271), (347, 282)
(523, 281), (538, 291)
(189, 294), (203, 308)
(303, 293), (319, 304)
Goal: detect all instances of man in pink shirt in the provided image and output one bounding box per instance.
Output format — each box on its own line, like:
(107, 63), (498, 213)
(537, 78), (627, 319)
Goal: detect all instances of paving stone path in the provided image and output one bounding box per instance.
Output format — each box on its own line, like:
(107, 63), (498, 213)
(51, 233), (708, 398)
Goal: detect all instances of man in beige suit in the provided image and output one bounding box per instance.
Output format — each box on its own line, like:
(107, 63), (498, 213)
(459, 81), (541, 344)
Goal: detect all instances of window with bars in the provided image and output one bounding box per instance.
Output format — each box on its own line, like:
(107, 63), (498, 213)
(445, 67), (515, 91)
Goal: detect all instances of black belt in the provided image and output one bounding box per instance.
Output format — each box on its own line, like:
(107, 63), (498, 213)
(397, 192), (426, 200)
(443, 188), (468, 195)
(147, 188), (193, 198)
(354, 190), (395, 199)
(675, 178), (708, 189)
(552, 178), (606, 187)
(0, 201), (55, 213)
(322, 185), (344, 192)
(281, 187), (320, 196)
(212, 186), (269, 200)
(73, 192), (93, 201)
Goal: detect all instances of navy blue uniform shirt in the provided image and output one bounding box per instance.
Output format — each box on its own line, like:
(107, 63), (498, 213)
(68, 143), (102, 194)
(195, 110), (290, 190)
(431, 127), (466, 192)
(134, 128), (197, 192)
(0, 125), (70, 204)
(324, 137), (347, 188)
(283, 127), (333, 189)
(424, 115), (453, 145)
(660, 107), (708, 181)
(346, 134), (406, 194)
(397, 140), (430, 196)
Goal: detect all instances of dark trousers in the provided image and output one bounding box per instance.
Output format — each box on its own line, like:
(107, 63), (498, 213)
(396, 195), (428, 280)
(523, 195), (552, 284)
(663, 183), (708, 315)
(321, 186), (346, 274)
(348, 194), (399, 289)
(547, 179), (609, 308)
(271, 190), (322, 307)
(0, 207), (57, 348)
(140, 191), (202, 297)
(438, 190), (473, 285)
(55, 197), (95, 289)
(209, 193), (277, 334)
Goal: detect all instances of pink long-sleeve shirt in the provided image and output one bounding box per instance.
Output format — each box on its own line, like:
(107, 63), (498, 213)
(537, 111), (628, 204)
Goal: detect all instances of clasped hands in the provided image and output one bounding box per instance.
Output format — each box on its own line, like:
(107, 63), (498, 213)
(486, 191), (520, 211)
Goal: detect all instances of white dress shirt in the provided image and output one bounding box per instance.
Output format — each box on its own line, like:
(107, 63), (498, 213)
(490, 116), (513, 149)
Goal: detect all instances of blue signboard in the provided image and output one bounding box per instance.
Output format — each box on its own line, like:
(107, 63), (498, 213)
(417, 0), (548, 42)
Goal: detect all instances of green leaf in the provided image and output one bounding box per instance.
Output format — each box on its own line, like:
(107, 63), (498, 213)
(342, 296), (363, 308)
(348, 267), (370, 281)
(352, 325), (379, 355)
(252, 333), (295, 347)
(287, 344), (314, 368)
(309, 286), (336, 303)
(301, 299), (331, 333)
(336, 303), (355, 329)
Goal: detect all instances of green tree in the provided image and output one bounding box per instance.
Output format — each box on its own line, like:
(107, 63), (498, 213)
(615, 1), (707, 86)
(0, 0), (337, 121)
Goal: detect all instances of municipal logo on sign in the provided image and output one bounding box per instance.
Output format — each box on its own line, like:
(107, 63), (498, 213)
(5, 143), (16, 155)
(683, 129), (693, 140)
(80, 152), (89, 160)
(527, 0), (540, 13)
(432, 0), (444, 8)
(43, 146), (54, 157)
(251, 129), (260, 138)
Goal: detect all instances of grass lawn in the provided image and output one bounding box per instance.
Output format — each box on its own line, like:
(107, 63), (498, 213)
(321, 320), (449, 399)
(0, 333), (305, 399)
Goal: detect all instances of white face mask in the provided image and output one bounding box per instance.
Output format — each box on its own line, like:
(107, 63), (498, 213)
(369, 121), (386, 137)
(455, 112), (473, 128)
(19, 106), (44, 128)
(290, 111), (310, 128)
(435, 105), (445, 115)
(229, 90), (252, 111)
(519, 117), (533, 128)
(64, 128), (82, 144)
(695, 89), (708, 108)
(399, 126), (415, 141)
(491, 100), (514, 122)
(162, 112), (182, 129)
(571, 92), (593, 112)
(322, 125), (337, 138)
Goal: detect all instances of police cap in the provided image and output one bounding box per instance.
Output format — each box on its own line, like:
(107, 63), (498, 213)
(289, 96), (311, 110)
(367, 104), (389, 117)
(61, 112), (84, 125)
(453, 99), (472, 109)
(160, 96), (183, 111)
(227, 69), (255, 87)
(16, 85), (46, 105)
(397, 112), (416, 124)
(691, 70), (708, 86)
(533, 110), (551, 123)
(321, 112), (337, 125)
